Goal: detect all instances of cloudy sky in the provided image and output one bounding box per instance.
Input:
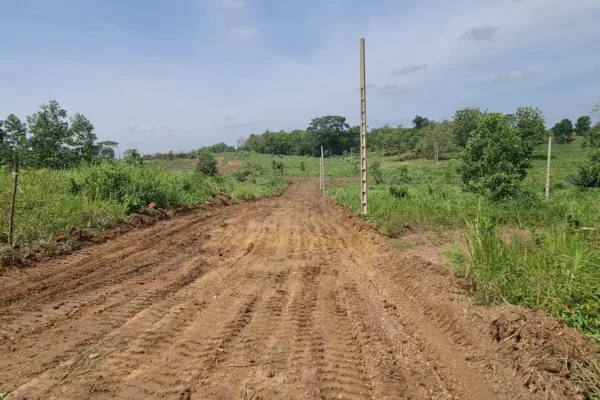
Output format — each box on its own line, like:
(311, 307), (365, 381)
(1, 0), (599, 154)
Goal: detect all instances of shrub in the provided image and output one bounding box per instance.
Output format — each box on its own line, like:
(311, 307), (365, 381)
(389, 186), (409, 199)
(271, 159), (285, 174)
(196, 149), (218, 176)
(234, 166), (253, 182)
(123, 149), (143, 166)
(299, 161), (306, 171)
(371, 161), (383, 184)
(569, 163), (600, 188)
(458, 113), (531, 201)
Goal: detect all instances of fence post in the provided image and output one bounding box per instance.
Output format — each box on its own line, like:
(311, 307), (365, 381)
(321, 146), (325, 197)
(9, 155), (19, 248)
(545, 135), (552, 200)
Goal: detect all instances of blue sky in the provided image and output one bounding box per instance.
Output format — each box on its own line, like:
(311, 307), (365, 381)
(1, 0), (599, 154)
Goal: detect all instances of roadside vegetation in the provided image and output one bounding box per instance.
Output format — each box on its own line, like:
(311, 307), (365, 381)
(0, 101), (287, 253)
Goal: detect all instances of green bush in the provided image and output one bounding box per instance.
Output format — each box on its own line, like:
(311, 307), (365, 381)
(458, 113), (531, 201)
(570, 163), (600, 188)
(196, 149), (218, 176)
(389, 186), (409, 200)
(371, 161), (383, 184)
(271, 159), (285, 174)
(299, 161), (306, 171)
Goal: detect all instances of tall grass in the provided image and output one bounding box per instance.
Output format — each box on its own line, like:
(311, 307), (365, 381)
(0, 163), (287, 247)
(451, 212), (600, 342)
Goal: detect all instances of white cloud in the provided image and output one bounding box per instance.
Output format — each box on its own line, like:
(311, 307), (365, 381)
(497, 69), (534, 82)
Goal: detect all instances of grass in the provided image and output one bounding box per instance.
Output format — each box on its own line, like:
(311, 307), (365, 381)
(0, 162), (287, 249)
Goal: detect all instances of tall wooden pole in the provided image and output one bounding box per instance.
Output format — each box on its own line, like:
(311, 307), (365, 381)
(360, 38), (368, 214)
(545, 135), (552, 200)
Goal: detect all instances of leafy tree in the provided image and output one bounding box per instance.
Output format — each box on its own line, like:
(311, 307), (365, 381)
(0, 114), (28, 167)
(195, 148), (218, 176)
(552, 119), (574, 144)
(514, 106), (546, 155)
(458, 113), (531, 201)
(417, 120), (453, 162)
(575, 116), (592, 135)
(98, 141), (119, 161)
(571, 122), (600, 188)
(307, 115), (350, 156)
(123, 149), (144, 166)
(452, 107), (485, 148)
(412, 115), (429, 130)
(70, 113), (98, 165)
(27, 100), (71, 169)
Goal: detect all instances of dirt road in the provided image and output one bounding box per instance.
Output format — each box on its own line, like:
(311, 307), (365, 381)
(0, 180), (589, 399)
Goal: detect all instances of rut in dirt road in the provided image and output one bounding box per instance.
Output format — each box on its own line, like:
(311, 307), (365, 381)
(0, 179), (572, 399)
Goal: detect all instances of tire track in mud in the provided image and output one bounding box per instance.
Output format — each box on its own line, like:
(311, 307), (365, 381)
(1, 179), (565, 400)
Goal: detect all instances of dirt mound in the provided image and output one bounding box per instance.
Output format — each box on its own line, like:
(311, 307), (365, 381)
(218, 160), (243, 173)
(491, 305), (599, 398)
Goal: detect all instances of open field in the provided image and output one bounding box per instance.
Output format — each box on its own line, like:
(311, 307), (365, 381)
(2, 179), (597, 399)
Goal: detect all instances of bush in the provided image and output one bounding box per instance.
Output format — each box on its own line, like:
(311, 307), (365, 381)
(299, 161), (306, 171)
(271, 159), (285, 174)
(389, 186), (409, 199)
(569, 163), (600, 188)
(196, 149), (218, 176)
(123, 149), (143, 166)
(458, 113), (531, 201)
(371, 161), (383, 184)
(234, 166), (253, 182)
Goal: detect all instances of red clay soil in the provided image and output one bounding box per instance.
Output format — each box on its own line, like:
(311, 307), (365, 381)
(0, 179), (597, 399)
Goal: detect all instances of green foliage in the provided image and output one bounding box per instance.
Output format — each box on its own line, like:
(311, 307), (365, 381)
(123, 149), (144, 167)
(412, 115), (429, 130)
(201, 142), (235, 153)
(575, 116), (592, 135)
(299, 161), (306, 171)
(458, 113), (531, 201)
(570, 163), (600, 188)
(271, 159), (285, 174)
(389, 186), (409, 199)
(0, 164), (288, 247)
(553, 119), (574, 144)
(196, 149), (218, 176)
(1, 100), (118, 169)
(452, 107), (485, 148)
(453, 212), (600, 342)
(234, 165), (253, 182)
(371, 161), (383, 184)
(416, 120), (453, 162)
(307, 115), (354, 156)
(514, 106), (546, 154)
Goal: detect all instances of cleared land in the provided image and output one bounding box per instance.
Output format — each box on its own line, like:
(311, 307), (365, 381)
(1, 179), (596, 399)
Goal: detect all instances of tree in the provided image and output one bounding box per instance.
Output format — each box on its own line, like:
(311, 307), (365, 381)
(123, 148), (144, 166)
(70, 113), (98, 165)
(552, 119), (574, 144)
(575, 116), (592, 135)
(418, 120), (453, 162)
(98, 141), (119, 161)
(27, 100), (72, 169)
(0, 114), (28, 167)
(458, 113), (531, 201)
(196, 148), (218, 176)
(452, 107), (485, 148)
(514, 106), (546, 156)
(412, 115), (429, 130)
(307, 116), (350, 156)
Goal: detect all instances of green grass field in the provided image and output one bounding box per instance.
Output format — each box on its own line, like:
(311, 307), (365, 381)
(0, 163), (287, 249)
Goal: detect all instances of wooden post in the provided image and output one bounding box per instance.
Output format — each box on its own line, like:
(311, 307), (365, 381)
(321, 146), (325, 197)
(545, 135), (552, 200)
(360, 38), (368, 214)
(8, 155), (19, 248)
(319, 147), (323, 193)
